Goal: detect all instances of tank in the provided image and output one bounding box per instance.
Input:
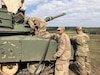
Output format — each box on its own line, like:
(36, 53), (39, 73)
(0, 8), (66, 75)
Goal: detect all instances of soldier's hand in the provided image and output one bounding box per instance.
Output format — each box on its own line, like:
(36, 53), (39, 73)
(52, 55), (57, 59)
(50, 35), (55, 39)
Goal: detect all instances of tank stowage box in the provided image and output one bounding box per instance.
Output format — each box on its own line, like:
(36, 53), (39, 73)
(0, 9), (12, 28)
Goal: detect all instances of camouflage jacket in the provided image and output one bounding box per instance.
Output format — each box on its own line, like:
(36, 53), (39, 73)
(71, 33), (90, 56)
(54, 33), (71, 61)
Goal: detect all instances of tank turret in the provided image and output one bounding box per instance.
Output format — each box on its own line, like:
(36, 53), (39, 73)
(0, 8), (66, 34)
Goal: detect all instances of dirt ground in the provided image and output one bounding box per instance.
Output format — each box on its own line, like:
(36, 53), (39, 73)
(69, 61), (100, 75)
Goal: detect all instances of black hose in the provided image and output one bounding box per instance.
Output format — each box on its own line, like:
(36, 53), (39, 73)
(32, 37), (52, 75)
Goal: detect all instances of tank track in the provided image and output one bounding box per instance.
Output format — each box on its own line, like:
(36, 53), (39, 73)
(0, 62), (54, 75)
(15, 69), (30, 75)
(15, 63), (54, 75)
(15, 67), (54, 75)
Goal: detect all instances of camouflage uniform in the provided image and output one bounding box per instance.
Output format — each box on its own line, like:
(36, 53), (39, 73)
(1, 0), (25, 14)
(71, 33), (91, 75)
(26, 17), (46, 33)
(25, 16), (52, 38)
(28, 17), (47, 32)
(54, 32), (71, 75)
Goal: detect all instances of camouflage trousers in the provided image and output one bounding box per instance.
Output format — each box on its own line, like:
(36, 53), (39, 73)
(55, 59), (70, 75)
(35, 31), (53, 39)
(75, 56), (91, 75)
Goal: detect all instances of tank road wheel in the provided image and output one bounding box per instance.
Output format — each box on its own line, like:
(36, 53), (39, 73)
(0, 63), (18, 75)
(27, 62), (44, 74)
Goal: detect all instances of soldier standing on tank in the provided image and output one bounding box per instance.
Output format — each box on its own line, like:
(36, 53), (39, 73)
(71, 26), (91, 75)
(52, 26), (71, 75)
(1, 0), (25, 14)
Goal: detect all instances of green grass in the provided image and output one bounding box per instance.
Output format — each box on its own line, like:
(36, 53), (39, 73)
(89, 34), (100, 65)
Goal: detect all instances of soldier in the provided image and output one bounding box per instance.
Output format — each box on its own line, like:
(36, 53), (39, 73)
(27, 17), (47, 34)
(52, 26), (71, 75)
(25, 16), (52, 38)
(71, 26), (91, 75)
(1, 0), (25, 14)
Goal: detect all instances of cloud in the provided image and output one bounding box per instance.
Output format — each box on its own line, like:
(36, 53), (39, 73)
(25, 0), (50, 7)
(24, 0), (100, 27)
(25, 0), (66, 16)
(0, 0), (100, 27)
(0, 0), (1, 8)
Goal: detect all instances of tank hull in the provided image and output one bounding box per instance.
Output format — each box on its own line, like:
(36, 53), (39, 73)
(0, 35), (57, 63)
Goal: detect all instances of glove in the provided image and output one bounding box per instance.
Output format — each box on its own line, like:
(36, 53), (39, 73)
(50, 34), (56, 39)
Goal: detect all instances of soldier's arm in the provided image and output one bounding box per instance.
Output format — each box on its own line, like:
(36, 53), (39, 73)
(76, 34), (90, 45)
(84, 34), (90, 42)
(70, 36), (77, 40)
(51, 33), (59, 42)
(54, 37), (66, 57)
(70, 36), (77, 45)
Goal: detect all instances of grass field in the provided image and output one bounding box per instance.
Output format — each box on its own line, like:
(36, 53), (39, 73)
(89, 34), (100, 65)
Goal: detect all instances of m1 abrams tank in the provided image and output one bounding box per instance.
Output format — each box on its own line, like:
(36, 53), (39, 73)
(0, 8), (66, 75)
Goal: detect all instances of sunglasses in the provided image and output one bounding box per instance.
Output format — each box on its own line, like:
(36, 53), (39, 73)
(57, 30), (61, 31)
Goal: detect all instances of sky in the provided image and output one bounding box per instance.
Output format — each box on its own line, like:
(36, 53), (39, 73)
(0, 0), (100, 27)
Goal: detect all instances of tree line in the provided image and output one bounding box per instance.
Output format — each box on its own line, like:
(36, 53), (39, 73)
(47, 27), (100, 34)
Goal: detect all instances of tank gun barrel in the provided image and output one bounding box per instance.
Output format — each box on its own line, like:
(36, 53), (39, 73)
(44, 12), (66, 22)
